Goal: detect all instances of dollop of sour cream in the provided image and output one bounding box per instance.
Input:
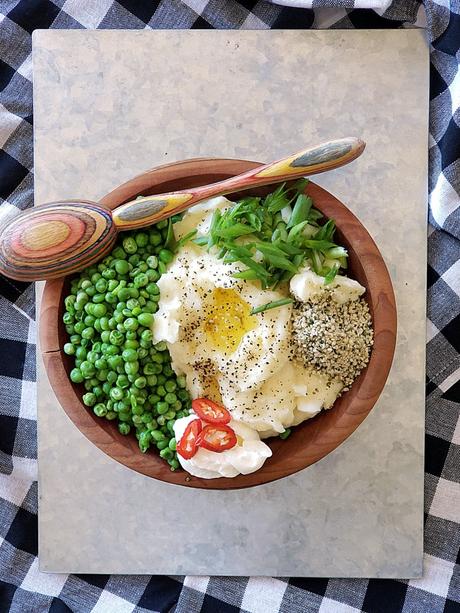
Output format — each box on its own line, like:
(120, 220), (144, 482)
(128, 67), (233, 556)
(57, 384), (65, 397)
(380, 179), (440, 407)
(173, 414), (272, 479)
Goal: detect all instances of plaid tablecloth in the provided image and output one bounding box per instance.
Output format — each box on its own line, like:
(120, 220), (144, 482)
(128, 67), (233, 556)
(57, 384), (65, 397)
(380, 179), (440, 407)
(1, 1), (459, 612)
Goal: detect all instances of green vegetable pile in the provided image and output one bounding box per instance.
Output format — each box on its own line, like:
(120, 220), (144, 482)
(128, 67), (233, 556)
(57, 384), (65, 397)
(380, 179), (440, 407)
(194, 179), (348, 292)
(62, 216), (190, 470)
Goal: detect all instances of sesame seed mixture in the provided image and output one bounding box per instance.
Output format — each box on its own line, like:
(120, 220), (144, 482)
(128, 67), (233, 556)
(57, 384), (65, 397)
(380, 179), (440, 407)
(291, 292), (374, 389)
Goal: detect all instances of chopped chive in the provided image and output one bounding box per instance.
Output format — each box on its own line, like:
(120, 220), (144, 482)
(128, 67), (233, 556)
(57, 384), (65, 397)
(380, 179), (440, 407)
(250, 298), (293, 315)
(324, 262), (340, 285)
(176, 229), (197, 249)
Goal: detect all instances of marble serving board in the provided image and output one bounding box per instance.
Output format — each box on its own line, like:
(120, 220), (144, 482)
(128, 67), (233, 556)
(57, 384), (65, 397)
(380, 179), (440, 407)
(34, 30), (428, 577)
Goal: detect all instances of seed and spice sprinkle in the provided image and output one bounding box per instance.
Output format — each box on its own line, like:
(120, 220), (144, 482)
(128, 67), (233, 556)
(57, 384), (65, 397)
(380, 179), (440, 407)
(291, 292), (373, 388)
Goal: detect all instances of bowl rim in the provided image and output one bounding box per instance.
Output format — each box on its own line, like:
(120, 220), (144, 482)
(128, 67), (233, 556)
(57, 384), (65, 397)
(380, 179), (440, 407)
(40, 157), (397, 490)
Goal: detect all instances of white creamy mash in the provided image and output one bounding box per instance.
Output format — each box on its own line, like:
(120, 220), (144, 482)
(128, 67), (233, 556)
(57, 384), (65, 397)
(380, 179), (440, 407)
(153, 197), (353, 444)
(173, 414), (272, 478)
(290, 266), (365, 304)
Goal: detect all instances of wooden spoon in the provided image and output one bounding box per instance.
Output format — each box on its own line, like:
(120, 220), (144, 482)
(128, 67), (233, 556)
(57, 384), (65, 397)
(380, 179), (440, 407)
(0, 137), (365, 281)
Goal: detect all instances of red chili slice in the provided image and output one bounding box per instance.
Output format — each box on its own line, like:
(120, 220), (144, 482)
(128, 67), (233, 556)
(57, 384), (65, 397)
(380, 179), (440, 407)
(197, 424), (237, 453)
(192, 398), (231, 425)
(177, 419), (202, 460)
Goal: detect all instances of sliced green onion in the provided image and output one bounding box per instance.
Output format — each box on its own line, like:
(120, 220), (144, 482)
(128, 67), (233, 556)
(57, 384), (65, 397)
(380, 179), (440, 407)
(250, 298), (293, 315)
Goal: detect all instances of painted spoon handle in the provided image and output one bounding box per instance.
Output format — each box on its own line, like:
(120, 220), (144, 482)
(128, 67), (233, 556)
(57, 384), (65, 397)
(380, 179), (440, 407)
(112, 137), (365, 231)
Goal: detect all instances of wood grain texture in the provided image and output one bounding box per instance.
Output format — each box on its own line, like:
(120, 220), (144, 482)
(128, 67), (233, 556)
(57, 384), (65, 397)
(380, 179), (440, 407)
(107, 137), (365, 231)
(40, 158), (396, 490)
(0, 201), (117, 281)
(0, 139), (365, 278)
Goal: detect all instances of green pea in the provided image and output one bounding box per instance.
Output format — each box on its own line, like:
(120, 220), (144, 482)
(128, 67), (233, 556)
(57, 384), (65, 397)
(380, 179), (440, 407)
(137, 312), (153, 328)
(92, 293), (104, 304)
(164, 380), (176, 393)
(112, 246), (126, 259)
(107, 370), (117, 384)
(134, 273), (148, 288)
(134, 376), (146, 389)
(124, 339), (139, 349)
(135, 232), (149, 247)
(158, 261), (167, 275)
(86, 351), (99, 363)
(63, 343), (75, 356)
(114, 259), (129, 275)
(62, 312), (74, 326)
(148, 230), (162, 246)
(93, 403), (107, 417)
(64, 295), (76, 311)
(81, 327), (94, 340)
(178, 389), (189, 401)
(93, 385), (104, 398)
(102, 268), (116, 280)
(150, 429), (165, 443)
(159, 447), (173, 460)
(146, 269), (160, 283)
(165, 392), (177, 405)
(122, 348), (138, 362)
(176, 375), (187, 389)
(94, 357), (108, 370)
(116, 374), (129, 389)
(139, 431), (151, 453)
(156, 439), (169, 450)
(109, 330), (124, 346)
(105, 345), (120, 356)
(146, 255), (158, 269)
(156, 401), (169, 415)
(124, 317), (139, 332)
(169, 459), (179, 471)
(114, 287), (128, 302)
(106, 411), (117, 420)
(74, 321), (85, 335)
(76, 291), (89, 306)
(83, 392), (97, 407)
(102, 381), (111, 395)
(92, 303), (107, 317)
(69, 334), (81, 346)
(123, 237), (138, 254)
(70, 368), (84, 383)
(118, 422), (131, 435)
(141, 330), (153, 344)
(128, 254), (140, 266)
(159, 249), (174, 264)
(146, 282), (159, 295)
(95, 278), (108, 293)
(124, 361), (139, 376)
(75, 346), (87, 360)
(110, 387), (124, 401)
(80, 361), (96, 378)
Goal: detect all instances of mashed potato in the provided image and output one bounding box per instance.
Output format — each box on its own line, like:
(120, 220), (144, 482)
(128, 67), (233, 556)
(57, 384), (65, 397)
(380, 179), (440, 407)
(153, 197), (344, 438)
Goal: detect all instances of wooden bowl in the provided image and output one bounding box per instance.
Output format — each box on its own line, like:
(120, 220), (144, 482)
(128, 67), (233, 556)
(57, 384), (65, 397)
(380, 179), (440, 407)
(40, 158), (397, 490)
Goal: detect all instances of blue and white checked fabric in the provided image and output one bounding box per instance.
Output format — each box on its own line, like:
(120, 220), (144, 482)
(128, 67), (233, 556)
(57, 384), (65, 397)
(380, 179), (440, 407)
(1, 1), (459, 612)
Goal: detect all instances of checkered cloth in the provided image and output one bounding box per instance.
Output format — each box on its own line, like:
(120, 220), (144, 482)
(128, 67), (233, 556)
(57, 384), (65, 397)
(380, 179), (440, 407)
(0, 1), (459, 612)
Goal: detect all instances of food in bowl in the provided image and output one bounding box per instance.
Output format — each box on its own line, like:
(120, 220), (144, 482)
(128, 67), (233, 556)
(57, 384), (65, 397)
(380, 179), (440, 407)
(62, 179), (373, 478)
